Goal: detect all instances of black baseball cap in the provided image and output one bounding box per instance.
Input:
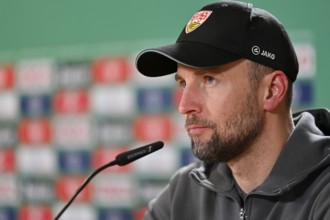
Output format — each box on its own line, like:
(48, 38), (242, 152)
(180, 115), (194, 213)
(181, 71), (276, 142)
(136, 0), (299, 82)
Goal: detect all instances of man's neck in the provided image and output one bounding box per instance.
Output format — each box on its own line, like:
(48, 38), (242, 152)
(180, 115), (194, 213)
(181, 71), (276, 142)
(228, 115), (294, 193)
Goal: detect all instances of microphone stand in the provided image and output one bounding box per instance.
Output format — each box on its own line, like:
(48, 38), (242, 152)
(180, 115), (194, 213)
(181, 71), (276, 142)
(54, 160), (118, 220)
(54, 141), (163, 219)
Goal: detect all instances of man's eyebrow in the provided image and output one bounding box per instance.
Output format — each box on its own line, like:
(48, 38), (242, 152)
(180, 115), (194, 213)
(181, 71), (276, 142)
(174, 68), (213, 81)
(174, 73), (182, 81)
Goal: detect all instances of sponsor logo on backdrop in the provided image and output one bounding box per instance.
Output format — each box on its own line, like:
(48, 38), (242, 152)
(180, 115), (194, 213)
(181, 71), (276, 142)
(92, 57), (131, 83)
(58, 151), (90, 174)
(0, 65), (14, 89)
(53, 204), (96, 219)
(180, 148), (198, 166)
(56, 176), (90, 202)
(53, 116), (91, 147)
(137, 87), (172, 113)
(16, 59), (53, 93)
(20, 179), (54, 203)
(0, 92), (18, 121)
(17, 148), (56, 177)
(56, 62), (90, 88)
(91, 86), (135, 116)
(293, 80), (313, 107)
(0, 207), (16, 219)
(295, 43), (316, 78)
(96, 120), (132, 145)
(98, 209), (132, 220)
(0, 125), (16, 147)
(19, 206), (52, 220)
(0, 149), (15, 172)
(20, 95), (51, 117)
(53, 89), (89, 113)
(18, 119), (51, 144)
(91, 173), (135, 207)
(0, 174), (18, 205)
(134, 115), (172, 141)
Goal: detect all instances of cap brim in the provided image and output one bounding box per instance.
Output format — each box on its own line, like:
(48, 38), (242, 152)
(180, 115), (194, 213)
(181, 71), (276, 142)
(136, 41), (241, 77)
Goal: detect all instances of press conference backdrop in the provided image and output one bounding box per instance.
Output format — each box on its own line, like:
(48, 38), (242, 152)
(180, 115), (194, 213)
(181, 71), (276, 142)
(0, 0), (328, 219)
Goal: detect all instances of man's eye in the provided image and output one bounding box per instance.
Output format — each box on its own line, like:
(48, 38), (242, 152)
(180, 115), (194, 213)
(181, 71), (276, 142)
(204, 76), (216, 85)
(177, 80), (186, 88)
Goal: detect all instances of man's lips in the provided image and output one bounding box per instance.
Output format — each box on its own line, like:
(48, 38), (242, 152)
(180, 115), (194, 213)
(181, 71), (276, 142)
(186, 125), (210, 136)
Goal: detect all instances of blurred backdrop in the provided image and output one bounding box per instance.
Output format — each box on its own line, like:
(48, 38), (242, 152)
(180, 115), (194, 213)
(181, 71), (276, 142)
(0, 0), (329, 219)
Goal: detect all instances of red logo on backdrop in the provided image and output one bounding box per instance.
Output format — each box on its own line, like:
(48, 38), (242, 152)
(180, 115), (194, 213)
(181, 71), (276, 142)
(0, 65), (14, 89)
(0, 149), (15, 172)
(53, 89), (89, 113)
(92, 147), (131, 172)
(56, 176), (90, 202)
(92, 57), (130, 83)
(18, 119), (51, 144)
(134, 207), (148, 220)
(19, 205), (52, 220)
(134, 115), (172, 141)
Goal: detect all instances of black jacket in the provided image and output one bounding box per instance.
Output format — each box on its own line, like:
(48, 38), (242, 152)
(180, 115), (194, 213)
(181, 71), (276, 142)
(144, 109), (330, 220)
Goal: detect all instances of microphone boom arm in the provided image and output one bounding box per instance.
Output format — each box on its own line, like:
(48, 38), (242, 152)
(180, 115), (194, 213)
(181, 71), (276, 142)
(54, 141), (164, 220)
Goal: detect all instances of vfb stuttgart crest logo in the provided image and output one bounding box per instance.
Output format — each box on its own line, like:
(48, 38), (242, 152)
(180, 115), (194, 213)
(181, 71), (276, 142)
(185, 10), (212, 33)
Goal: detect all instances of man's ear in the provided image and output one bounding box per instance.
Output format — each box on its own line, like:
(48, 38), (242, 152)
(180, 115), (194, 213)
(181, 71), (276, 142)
(263, 70), (289, 111)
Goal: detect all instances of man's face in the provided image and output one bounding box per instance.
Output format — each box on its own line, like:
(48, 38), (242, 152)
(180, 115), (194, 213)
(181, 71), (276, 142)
(175, 59), (264, 164)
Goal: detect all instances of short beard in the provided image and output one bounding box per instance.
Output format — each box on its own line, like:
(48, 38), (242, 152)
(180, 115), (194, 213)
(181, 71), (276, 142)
(188, 94), (263, 164)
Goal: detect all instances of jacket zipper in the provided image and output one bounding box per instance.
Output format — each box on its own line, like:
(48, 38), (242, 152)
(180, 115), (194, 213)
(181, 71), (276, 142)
(240, 208), (245, 220)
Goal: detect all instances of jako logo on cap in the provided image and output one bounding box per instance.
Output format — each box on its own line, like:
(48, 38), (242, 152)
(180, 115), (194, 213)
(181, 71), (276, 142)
(251, 45), (276, 60)
(251, 46), (261, 55)
(185, 11), (212, 33)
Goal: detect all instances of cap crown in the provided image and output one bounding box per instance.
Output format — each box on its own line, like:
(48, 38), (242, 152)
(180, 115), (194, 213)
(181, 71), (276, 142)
(177, 1), (299, 81)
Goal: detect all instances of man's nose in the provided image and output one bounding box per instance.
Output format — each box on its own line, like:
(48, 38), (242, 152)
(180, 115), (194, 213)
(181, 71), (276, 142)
(178, 85), (202, 116)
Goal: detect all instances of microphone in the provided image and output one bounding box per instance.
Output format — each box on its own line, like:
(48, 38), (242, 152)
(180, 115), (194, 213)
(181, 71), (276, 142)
(54, 141), (164, 220)
(116, 141), (164, 166)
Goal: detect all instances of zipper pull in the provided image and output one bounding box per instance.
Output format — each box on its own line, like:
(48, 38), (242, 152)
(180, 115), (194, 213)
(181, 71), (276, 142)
(240, 208), (245, 220)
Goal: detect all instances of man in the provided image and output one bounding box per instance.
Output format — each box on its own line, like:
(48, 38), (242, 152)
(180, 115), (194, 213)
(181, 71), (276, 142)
(135, 1), (330, 219)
